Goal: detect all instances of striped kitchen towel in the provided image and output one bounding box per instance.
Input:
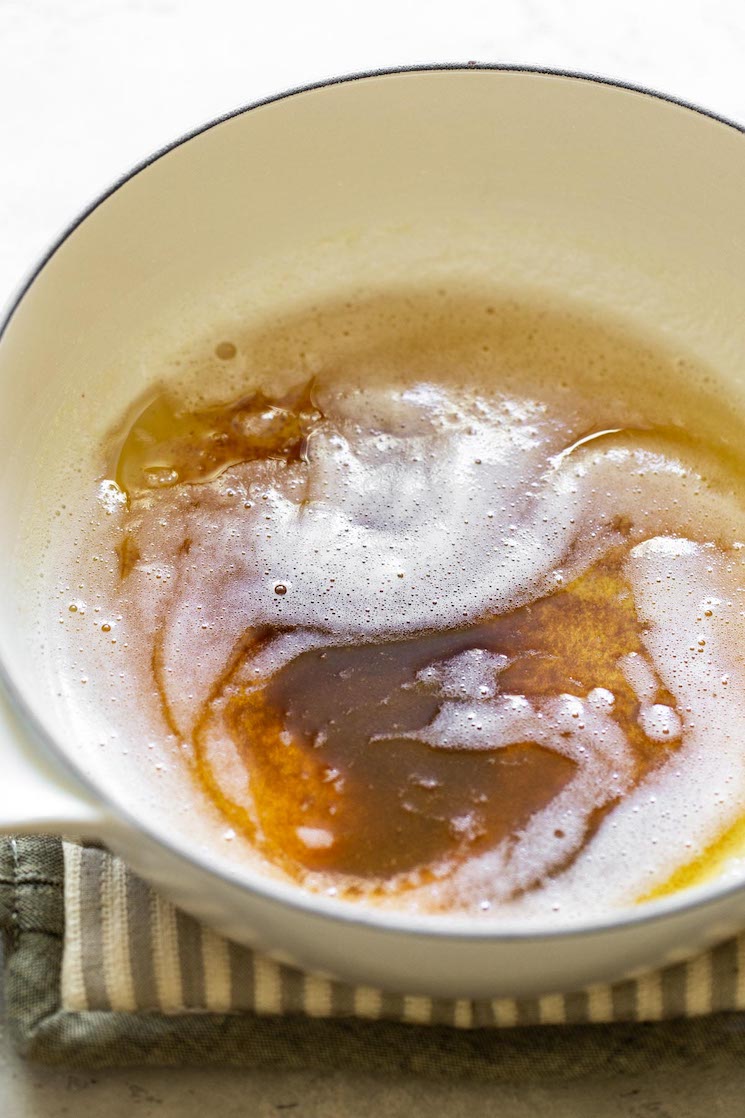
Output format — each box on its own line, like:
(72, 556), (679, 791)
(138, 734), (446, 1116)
(61, 841), (745, 1028)
(3, 835), (745, 1075)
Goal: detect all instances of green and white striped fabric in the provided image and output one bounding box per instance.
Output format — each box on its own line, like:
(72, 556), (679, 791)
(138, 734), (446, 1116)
(60, 843), (745, 1028)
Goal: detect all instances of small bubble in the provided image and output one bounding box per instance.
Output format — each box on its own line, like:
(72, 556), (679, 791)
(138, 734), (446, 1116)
(144, 466), (179, 488)
(215, 341), (237, 360)
(274, 583), (287, 595)
(101, 623), (111, 633)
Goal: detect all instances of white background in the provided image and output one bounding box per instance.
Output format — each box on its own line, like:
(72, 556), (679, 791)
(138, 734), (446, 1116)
(3, 1), (745, 1114)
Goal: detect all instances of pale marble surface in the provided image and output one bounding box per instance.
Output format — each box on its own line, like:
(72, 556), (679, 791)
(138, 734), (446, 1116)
(2, 1004), (745, 1117)
(4, 0), (745, 1112)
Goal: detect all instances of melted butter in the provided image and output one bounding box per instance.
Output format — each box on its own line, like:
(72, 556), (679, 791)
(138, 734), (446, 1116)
(639, 814), (745, 902)
(116, 380), (322, 497)
(87, 288), (745, 914)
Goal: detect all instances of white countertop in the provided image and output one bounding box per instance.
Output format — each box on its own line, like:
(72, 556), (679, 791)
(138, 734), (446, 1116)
(4, 0), (745, 1112)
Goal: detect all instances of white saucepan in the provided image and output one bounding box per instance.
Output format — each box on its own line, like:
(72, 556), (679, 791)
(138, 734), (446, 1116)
(2, 67), (745, 998)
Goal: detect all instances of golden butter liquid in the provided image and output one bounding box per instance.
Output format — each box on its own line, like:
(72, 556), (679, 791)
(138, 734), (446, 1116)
(89, 288), (745, 917)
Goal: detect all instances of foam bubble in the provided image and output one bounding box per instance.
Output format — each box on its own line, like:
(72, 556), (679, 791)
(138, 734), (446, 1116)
(639, 704), (683, 742)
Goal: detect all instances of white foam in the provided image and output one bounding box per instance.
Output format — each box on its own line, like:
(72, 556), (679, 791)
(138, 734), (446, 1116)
(296, 827), (335, 850)
(419, 539), (745, 918)
(414, 649), (509, 701)
(620, 652), (658, 703)
(79, 380), (745, 917)
(117, 385), (745, 738)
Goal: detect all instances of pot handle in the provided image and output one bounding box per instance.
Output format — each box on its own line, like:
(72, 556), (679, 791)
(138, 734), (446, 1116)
(0, 683), (110, 837)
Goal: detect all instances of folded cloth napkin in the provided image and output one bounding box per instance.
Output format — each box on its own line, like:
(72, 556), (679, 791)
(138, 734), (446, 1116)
(3, 836), (745, 1078)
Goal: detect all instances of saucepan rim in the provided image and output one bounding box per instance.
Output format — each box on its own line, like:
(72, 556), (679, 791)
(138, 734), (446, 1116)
(2, 62), (745, 942)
